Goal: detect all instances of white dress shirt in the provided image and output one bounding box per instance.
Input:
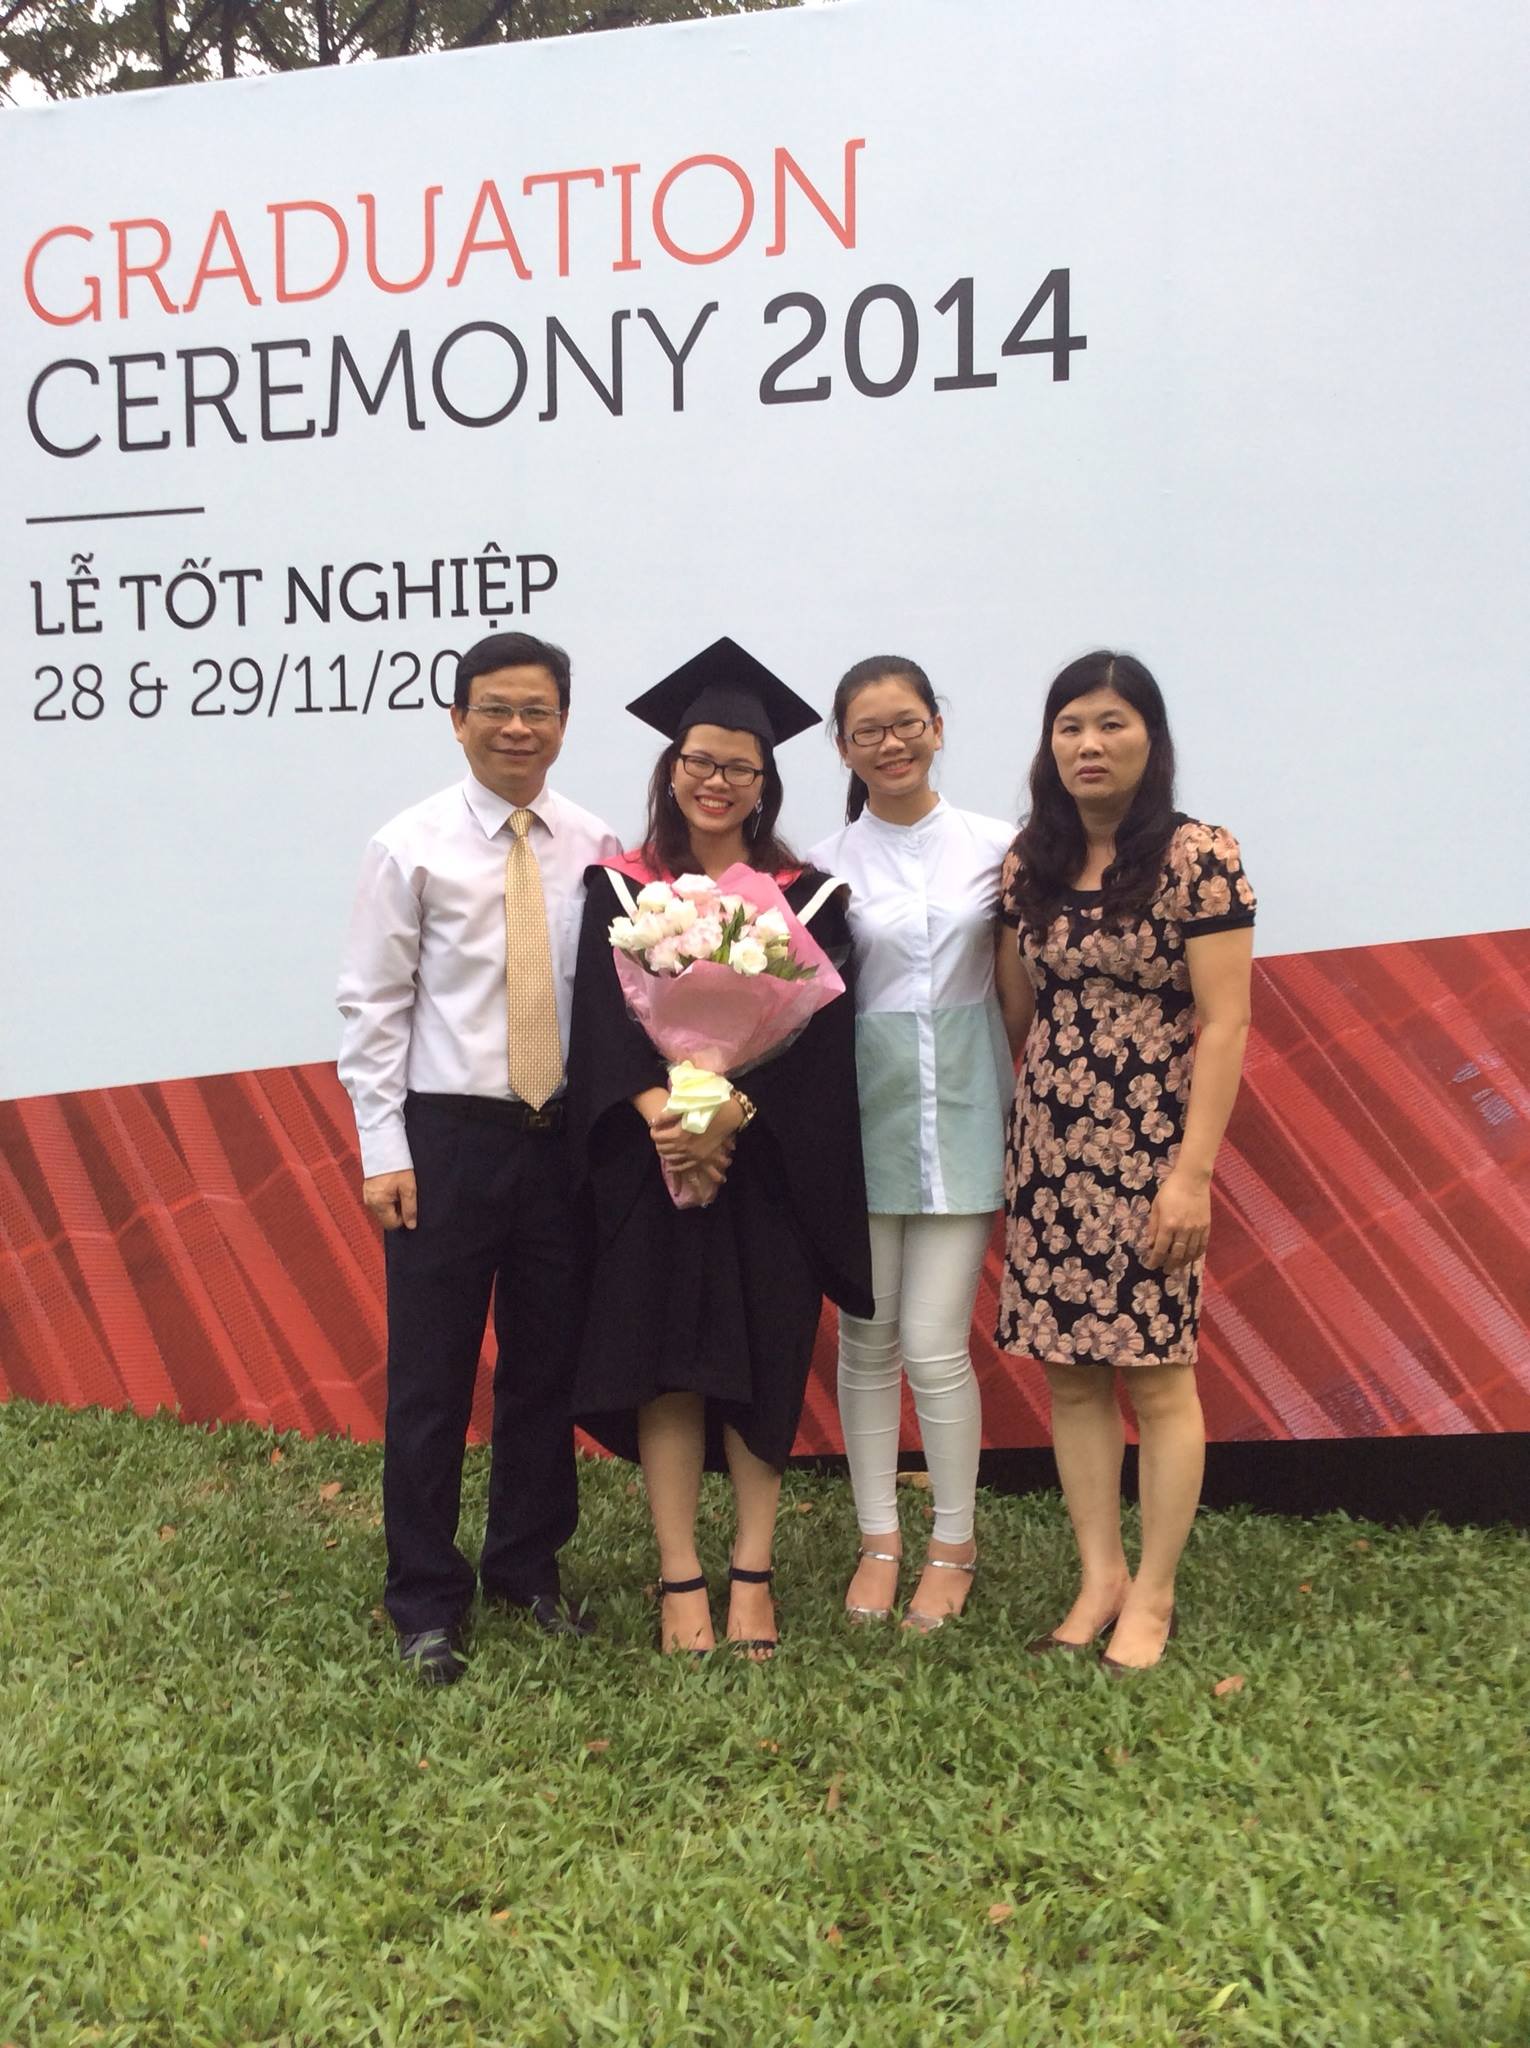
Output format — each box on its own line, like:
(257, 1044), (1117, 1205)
(337, 772), (622, 1176)
(811, 799), (1014, 1214)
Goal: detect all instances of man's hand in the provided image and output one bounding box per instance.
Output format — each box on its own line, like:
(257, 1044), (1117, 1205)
(363, 1169), (418, 1231)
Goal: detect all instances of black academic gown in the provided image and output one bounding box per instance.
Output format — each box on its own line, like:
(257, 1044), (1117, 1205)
(566, 865), (874, 1471)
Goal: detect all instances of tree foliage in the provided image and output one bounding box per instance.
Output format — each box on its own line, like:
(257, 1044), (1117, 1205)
(0, 0), (800, 103)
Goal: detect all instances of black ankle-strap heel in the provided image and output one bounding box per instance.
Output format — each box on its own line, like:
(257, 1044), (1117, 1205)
(656, 1574), (711, 1657)
(727, 1565), (778, 1658)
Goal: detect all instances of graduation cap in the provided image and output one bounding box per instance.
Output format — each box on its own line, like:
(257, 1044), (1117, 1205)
(626, 636), (820, 750)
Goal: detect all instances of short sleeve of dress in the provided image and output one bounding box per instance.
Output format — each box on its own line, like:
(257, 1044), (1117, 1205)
(998, 845), (1024, 928)
(1172, 822), (1257, 936)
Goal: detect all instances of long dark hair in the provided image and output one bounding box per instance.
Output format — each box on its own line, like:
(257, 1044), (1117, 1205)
(638, 731), (800, 878)
(829, 655), (940, 822)
(1008, 651), (1177, 930)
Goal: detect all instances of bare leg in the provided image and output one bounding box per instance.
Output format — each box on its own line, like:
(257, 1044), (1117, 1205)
(1043, 1362), (1132, 1643)
(1105, 1364), (1204, 1667)
(723, 1424), (782, 1660)
(638, 1392), (713, 1654)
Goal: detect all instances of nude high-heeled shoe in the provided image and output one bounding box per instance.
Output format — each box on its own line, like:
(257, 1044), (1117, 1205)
(1026, 1615), (1119, 1656)
(1099, 1608), (1179, 1678)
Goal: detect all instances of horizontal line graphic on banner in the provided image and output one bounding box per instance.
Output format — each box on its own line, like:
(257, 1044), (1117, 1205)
(25, 506), (206, 525)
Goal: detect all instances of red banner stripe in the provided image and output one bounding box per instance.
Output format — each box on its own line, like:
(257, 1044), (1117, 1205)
(2, 931), (1527, 1450)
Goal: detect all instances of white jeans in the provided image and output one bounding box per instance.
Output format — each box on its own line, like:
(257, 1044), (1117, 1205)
(837, 1211), (993, 1547)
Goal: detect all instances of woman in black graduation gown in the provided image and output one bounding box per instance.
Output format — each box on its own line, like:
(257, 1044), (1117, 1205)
(567, 639), (873, 1657)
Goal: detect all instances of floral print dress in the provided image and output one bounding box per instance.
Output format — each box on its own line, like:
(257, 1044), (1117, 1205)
(996, 820), (1256, 1368)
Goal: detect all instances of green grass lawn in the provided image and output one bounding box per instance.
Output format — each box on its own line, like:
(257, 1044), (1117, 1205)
(0, 1402), (1526, 2048)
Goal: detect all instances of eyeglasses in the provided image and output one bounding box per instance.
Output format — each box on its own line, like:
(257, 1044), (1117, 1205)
(847, 715), (931, 750)
(676, 752), (764, 789)
(464, 702), (560, 726)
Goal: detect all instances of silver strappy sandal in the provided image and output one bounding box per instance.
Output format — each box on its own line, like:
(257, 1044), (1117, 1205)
(902, 1553), (978, 1633)
(845, 1547), (901, 1623)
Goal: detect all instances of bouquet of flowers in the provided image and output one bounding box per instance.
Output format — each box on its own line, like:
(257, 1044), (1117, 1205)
(607, 863), (846, 1208)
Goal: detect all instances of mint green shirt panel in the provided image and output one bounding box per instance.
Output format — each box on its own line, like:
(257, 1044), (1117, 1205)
(933, 1000), (1012, 1214)
(854, 1011), (923, 1212)
(855, 1002), (1009, 1214)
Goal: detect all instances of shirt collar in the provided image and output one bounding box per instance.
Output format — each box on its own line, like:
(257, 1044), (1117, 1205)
(462, 772), (560, 840)
(860, 794), (947, 836)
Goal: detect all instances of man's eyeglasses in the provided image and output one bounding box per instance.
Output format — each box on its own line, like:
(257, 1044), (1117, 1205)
(847, 715), (931, 750)
(677, 752), (764, 789)
(463, 702), (561, 727)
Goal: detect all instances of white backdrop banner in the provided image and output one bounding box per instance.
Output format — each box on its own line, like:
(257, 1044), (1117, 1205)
(5, 0), (1528, 1099)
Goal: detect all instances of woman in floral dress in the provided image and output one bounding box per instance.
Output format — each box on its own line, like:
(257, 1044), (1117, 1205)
(994, 651), (1256, 1672)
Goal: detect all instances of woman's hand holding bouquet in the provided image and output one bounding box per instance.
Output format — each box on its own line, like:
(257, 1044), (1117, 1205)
(635, 1081), (738, 1206)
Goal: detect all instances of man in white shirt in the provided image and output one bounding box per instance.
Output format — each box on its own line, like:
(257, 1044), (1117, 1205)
(338, 630), (622, 1684)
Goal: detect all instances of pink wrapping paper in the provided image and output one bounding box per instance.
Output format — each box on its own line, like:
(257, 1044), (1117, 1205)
(608, 863), (845, 1207)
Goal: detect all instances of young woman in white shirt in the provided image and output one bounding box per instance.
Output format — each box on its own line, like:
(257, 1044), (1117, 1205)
(811, 658), (1020, 1629)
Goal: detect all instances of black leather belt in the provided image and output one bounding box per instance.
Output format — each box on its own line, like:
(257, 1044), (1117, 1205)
(407, 1091), (566, 1134)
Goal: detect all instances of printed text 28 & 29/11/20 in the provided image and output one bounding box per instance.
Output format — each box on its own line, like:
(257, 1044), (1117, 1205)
(33, 649), (469, 723)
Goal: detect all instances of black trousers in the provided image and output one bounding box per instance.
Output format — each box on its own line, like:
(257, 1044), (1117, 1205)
(382, 1092), (582, 1635)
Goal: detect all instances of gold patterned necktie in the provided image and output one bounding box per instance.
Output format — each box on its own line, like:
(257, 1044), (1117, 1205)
(503, 808), (563, 1110)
